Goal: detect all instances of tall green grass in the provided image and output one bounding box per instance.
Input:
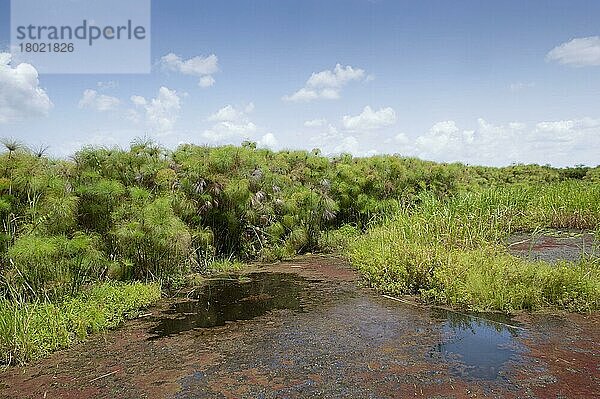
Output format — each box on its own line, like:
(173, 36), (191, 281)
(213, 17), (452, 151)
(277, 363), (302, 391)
(0, 282), (160, 365)
(347, 181), (600, 312)
(430, 249), (599, 312)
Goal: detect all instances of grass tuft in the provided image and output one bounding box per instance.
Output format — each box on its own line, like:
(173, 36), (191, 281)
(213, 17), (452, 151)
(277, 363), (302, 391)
(347, 182), (600, 313)
(0, 282), (160, 365)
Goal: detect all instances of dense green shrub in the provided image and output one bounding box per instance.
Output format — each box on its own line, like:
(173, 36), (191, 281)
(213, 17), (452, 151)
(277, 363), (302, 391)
(4, 234), (107, 299)
(111, 196), (192, 282)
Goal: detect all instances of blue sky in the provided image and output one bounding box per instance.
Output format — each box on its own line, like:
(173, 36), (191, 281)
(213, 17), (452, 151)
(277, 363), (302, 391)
(1, 0), (599, 166)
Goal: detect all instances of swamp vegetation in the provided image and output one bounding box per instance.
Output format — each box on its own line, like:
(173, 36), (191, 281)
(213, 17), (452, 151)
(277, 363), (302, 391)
(0, 140), (598, 365)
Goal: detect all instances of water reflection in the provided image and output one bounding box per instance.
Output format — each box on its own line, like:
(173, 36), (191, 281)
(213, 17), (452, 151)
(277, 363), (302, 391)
(433, 310), (525, 380)
(149, 272), (307, 338)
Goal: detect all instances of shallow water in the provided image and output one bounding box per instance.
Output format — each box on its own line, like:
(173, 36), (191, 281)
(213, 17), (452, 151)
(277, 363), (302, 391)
(149, 272), (307, 338)
(150, 271), (526, 381)
(432, 310), (524, 380)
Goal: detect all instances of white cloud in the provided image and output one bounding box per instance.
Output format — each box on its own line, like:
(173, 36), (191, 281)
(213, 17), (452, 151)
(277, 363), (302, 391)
(283, 64), (368, 102)
(334, 135), (360, 154)
(342, 106), (396, 131)
(258, 133), (278, 149)
(202, 121), (257, 142)
(78, 89), (120, 112)
(306, 64), (365, 88)
(283, 88), (330, 102)
(0, 52), (52, 123)
(244, 102), (255, 113)
(202, 103), (259, 143)
(534, 120), (573, 135)
(308, 123), (377, 157)
(207, 103), (254, 123)
(96, 81), (119, 90)
(304, 118), (327, 127)
(394, 132), (410, 145)
(129, 86), (181, 133)
(130, 95), (147, 107)
(413, 121), (474, 158)
(509, 82), (535, 92)
(406, 117), (600, 166)
(546, 36), (600, 67)
(160, 53), (219, 87)
(508, 122), (526, 130)
(199, 75), (215, 88)
(533, 117), (599, 142)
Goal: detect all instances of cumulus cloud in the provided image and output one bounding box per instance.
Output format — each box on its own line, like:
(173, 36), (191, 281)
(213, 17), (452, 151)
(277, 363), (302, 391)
(342, 106), (396, 131)
(258, 133), (278, 149)
(413, 121), (474, 159)
(0, 52), (52, 123)
(334, 135), (360, 154)
(96, 80), (119, 90)
(129, 86), (181, 133)
(332, 135), (378, 157)
(546, 36), (600, 67)
(283, 64), (368, 102)
(308, 123), (378, 157)
(509, 82), (535, 92)
(202, 103), (259, 143)
(312, 116), (600, 166)
(202, 121), (257, 142)
(198, 75), (216, 88)
(78, 89), (120, 112)
(394, 132), (410, 146)
(406, 118), (600, 166)
(207, 103), (254, 123)
(304, 118), (327, 127)
(160, 53), (219, 87)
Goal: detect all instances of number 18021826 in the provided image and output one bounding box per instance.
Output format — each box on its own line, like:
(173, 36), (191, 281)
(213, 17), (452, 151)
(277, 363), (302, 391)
(19, 42), (74, 52)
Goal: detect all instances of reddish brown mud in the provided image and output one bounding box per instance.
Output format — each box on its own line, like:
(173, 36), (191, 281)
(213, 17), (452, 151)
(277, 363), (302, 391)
(1, 255), (598, 398)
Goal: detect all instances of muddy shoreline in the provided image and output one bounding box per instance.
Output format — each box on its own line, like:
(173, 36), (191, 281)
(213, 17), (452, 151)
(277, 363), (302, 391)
(1, 255), (598, 398)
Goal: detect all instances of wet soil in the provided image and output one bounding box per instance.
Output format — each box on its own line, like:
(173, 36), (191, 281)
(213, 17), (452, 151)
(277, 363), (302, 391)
(1, 255), (598, 398)
(507, 230), (598, 263)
